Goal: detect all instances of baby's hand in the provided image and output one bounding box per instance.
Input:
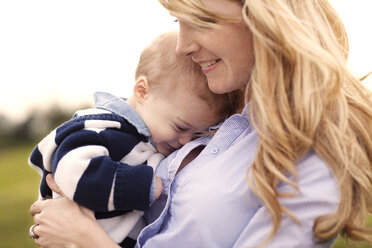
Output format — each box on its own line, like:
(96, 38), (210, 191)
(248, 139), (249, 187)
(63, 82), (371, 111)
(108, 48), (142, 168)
(154, 175), (163, 200)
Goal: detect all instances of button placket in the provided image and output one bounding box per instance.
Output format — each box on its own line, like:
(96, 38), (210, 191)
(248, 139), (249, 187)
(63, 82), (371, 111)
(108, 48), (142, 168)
(210, 146), (219, 155)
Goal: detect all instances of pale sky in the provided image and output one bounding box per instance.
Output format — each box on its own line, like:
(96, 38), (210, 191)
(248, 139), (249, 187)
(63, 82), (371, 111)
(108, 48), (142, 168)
(0, 0), (371, 122)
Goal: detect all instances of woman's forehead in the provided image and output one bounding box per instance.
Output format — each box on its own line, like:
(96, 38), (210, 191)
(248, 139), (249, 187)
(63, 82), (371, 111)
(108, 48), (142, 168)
(163, 0), (241, 26)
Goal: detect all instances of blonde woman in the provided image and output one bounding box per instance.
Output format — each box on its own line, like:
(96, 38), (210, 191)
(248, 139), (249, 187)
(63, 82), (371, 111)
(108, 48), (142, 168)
(30, 0), (372, 247)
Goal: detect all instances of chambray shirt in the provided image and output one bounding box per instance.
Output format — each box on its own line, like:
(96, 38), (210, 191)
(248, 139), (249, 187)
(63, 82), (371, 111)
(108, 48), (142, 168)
(136, 104), (339, 248)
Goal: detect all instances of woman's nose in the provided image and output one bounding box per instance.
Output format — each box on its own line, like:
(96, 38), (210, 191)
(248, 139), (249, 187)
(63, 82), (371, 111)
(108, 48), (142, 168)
(176, 22), (200, 57)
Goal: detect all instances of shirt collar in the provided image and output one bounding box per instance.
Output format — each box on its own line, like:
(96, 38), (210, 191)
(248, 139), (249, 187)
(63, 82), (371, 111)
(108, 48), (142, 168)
(93, 91), (152, 139)
(209, 102), (251, 131)
(241, 102), (251, 119)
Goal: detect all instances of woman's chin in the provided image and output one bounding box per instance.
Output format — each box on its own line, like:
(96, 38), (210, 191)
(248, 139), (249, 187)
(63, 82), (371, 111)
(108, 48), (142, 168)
(207, 81), (229, 94)
(207, 81), (237, 94)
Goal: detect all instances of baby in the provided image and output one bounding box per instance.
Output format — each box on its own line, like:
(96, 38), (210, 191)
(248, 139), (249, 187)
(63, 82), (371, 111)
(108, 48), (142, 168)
(28, 31), (233, 247)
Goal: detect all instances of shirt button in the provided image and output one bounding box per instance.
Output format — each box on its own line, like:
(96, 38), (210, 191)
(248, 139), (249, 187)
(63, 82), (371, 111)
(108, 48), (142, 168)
(210, 147), (219, 155)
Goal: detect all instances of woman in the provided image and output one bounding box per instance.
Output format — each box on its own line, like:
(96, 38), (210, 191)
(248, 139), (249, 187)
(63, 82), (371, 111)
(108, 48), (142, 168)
(30, 0), (372, 247)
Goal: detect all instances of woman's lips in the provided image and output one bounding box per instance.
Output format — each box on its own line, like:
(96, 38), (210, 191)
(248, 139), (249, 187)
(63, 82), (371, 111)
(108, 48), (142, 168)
(199, 59), (221, 74)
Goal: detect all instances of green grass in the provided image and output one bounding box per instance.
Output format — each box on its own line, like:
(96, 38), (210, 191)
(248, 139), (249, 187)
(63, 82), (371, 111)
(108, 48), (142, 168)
(333, 215), (372, 248)
(0, 144), (371, 248)
(0, 143), (40, 248)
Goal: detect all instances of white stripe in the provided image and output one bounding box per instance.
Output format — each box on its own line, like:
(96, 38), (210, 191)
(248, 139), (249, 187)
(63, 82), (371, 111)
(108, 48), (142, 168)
(108, 173), (116, 211)
(54, 145), (110, 200)
(74, 108), (111, 117)
(120, 141), (157, 166)
(84, 119), (121, 129)
(37, 129), (58, 172)
(147, 153), (165, 170)
(97, 211), (143, 243)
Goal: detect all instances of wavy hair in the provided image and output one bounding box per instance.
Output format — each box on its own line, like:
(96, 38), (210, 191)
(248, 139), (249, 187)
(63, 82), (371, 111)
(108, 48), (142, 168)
(158, 0), (372, 245)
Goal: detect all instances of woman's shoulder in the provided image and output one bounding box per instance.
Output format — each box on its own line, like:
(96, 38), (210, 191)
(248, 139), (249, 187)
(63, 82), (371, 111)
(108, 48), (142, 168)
(297, 149), (335, 178)
(293, 149), (339, 200)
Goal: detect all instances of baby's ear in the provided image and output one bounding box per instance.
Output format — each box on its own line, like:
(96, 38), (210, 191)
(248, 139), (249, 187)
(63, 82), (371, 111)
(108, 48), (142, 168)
(133, 76), (150, 103)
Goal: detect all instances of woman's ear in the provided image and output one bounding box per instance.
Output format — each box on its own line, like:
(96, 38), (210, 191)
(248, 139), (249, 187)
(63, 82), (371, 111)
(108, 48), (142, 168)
(133, 76), (150, 104)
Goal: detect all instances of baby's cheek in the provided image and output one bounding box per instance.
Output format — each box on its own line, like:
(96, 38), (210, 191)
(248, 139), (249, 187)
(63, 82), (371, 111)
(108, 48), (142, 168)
(152, 131), (174, 144)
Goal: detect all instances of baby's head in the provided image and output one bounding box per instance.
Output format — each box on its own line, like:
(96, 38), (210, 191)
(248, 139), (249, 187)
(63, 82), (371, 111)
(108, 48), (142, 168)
(129, 31), (235, 155)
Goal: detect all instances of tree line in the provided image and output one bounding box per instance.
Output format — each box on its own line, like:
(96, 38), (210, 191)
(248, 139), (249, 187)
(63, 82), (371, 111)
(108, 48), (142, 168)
(0, 103), (91, 148)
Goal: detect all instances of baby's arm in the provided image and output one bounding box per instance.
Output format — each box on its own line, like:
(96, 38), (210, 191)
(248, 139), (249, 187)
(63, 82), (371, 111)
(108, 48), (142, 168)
(54, 129), (156, 212)
(29, 114), (161, 212)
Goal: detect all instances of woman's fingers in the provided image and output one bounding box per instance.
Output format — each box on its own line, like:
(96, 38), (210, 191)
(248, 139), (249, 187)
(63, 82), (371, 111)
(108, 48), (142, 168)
(29, 181), (96, 247)
(30, 200), (44, 217)
(31, 223), (40, 238)
(30, 174), (65, 218)
(28, 197), (98, 247)
(46, 174), (66, 197)
(31, 222), (52, 247)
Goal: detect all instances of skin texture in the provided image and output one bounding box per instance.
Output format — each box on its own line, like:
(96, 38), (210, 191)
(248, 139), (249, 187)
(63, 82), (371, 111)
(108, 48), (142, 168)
(176, 0), (255, 94)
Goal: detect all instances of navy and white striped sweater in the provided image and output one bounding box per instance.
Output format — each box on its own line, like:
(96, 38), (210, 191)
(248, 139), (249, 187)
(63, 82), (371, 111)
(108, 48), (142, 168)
(28, 107), (164, 245)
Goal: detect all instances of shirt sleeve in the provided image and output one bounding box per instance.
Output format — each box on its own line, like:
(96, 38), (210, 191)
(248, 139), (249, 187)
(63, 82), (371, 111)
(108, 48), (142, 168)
(233, 152), (339, 248)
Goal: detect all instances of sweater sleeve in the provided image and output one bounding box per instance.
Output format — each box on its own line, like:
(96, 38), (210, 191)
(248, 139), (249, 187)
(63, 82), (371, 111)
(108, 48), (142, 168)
(50, 119), (155, 212)
(30, 111), (155, 212)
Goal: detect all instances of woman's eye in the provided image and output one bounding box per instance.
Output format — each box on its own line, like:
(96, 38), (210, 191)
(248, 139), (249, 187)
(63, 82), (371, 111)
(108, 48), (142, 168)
(174, 19), (178, 23)
(199, 17), (216, 24)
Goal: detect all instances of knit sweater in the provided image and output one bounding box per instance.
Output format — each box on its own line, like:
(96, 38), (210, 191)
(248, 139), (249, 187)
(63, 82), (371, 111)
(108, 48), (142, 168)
(29, 106), (164, 245)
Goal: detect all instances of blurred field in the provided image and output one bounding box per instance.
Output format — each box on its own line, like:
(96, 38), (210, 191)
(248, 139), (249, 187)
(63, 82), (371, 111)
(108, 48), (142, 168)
(0, 143), (39, 248)
(0, 144), (371, 248)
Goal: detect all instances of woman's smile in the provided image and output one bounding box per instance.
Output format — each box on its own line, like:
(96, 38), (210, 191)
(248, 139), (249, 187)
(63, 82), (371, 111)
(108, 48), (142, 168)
(197, 59), (222, 74)
(175, 0), (255, 94)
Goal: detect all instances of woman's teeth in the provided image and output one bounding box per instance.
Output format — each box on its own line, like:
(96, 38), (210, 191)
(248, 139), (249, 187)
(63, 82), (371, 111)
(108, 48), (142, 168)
(200, 60), (218, 68)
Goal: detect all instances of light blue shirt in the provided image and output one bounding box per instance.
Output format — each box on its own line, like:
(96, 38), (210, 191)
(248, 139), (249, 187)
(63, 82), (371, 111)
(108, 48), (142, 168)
(136, 104), (339, 248)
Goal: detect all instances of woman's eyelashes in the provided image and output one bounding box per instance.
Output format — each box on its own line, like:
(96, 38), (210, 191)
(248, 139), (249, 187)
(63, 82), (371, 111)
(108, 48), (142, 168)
(173, 17), (216, 24)
(199, 17), (216, 24)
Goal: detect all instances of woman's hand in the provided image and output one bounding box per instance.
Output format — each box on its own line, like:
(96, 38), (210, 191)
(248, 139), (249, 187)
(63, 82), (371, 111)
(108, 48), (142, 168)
(29, 174), (118, 248)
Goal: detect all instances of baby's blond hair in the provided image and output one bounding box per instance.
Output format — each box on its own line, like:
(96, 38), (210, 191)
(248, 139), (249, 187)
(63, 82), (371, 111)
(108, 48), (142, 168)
(135, 31), (239, 119)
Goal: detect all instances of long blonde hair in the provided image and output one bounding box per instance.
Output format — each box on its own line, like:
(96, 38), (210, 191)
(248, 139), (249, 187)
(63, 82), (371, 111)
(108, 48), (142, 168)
(158, 0), (372, 244)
